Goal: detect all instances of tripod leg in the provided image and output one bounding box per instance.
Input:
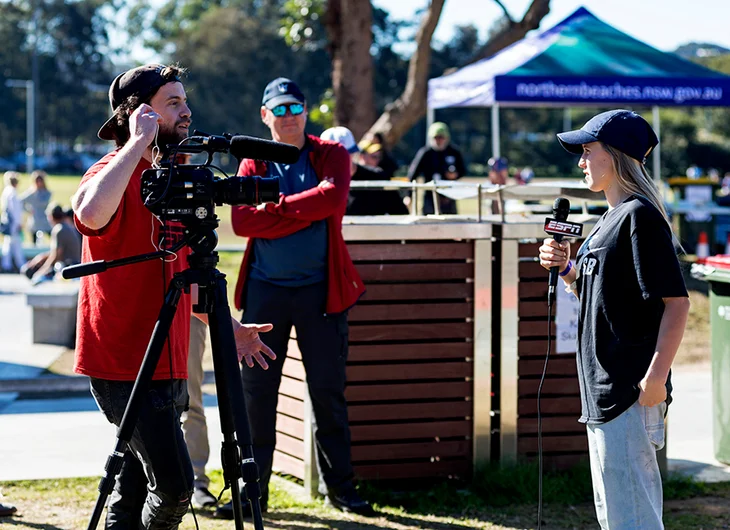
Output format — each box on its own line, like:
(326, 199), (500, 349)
(207, 275), (265, 530)
(87, 277), (186, 530)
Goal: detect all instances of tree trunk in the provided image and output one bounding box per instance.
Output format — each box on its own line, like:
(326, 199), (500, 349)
(364, 0), (551, 146)
(325, 0), (375, 139)
(363, 0), (445, 147)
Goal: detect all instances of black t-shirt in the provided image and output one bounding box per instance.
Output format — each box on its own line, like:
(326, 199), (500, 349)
(407, 144), (466, 184)
(407, 144), (467, 214)
(575, 195), (688, 424)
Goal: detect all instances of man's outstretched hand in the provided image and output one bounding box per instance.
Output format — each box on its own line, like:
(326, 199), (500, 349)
(233, 322), (276, 369)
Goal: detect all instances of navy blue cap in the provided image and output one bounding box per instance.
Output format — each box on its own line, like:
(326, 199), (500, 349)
(488, 156), (508, 171)
(557, 110), (658, 164)
(262, 77), (305, 109)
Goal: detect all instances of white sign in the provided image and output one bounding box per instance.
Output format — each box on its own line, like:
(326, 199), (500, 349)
(685, 185), (712, 222)
(556, 285), (579, 353)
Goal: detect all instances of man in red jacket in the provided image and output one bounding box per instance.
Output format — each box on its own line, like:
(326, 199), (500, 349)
(220, 77), (372, 519)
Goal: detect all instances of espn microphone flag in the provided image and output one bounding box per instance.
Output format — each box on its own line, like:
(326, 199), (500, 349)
(544, 218), (584, 238)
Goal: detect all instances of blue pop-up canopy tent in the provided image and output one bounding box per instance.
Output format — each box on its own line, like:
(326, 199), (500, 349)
(427, 6), (730, 179)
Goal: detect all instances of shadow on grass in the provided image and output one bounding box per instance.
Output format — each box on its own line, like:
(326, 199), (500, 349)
(0, 518), (67, 530)
(264, 510), (481, 530)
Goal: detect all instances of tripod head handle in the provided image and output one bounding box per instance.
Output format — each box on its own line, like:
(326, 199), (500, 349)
(62, 260), (107, 279)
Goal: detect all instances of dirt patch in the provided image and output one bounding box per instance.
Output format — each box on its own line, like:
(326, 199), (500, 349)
(45, 347), (75, 376)
(674, 290), (711, 366)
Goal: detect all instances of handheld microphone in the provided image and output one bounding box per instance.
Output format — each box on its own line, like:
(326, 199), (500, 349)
(543, 198), (583, 303)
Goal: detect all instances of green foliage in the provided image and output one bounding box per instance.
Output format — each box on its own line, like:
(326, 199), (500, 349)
(157, 4), (331, 143)
(307, 88), (335, 130)
(0, 0), (113, 157)
(663, 474), (709, 500)
(279, 0), (326, 51)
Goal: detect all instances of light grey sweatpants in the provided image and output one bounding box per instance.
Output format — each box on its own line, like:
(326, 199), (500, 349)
(587, 400), (667, 530)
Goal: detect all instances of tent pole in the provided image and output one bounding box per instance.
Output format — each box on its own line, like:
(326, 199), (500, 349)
(491, 104), (501, 158)
(563, 107), (572, 131)
(652, 106), (661, 183)
(427, 106), (435, 143)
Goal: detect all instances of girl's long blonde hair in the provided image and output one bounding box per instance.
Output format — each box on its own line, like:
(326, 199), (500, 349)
(602, 143), (683, 251)
(602, 143), (669, 223)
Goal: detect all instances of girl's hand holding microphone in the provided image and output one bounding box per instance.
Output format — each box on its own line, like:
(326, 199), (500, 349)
(538, 238), (571, 274)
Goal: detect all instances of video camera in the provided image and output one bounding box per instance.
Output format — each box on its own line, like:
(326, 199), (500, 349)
(140, 131), (299, 225)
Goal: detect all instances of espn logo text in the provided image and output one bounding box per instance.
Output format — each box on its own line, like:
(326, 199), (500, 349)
(544, 218), (583, 237)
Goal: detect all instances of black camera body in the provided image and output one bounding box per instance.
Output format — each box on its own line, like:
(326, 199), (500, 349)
(138, 132), (296, 225)
(141, 163), (278, 223)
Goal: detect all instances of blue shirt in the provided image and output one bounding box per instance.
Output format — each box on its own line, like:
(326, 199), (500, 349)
(249, 146), (328, 286)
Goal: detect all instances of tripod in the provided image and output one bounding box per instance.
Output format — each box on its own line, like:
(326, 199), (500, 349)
(66, 224), (264, 530)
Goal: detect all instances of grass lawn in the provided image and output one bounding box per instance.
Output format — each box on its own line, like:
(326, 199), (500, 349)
(13, 172), (495, 248)
(1, 467), (728, 529)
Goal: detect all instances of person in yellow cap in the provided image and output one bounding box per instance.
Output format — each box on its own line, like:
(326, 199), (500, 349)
(406, 122), (466, 214)
(359, 133), (399, 179)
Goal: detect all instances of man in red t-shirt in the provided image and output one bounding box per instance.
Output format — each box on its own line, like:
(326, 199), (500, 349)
(72, 64), (276, 529)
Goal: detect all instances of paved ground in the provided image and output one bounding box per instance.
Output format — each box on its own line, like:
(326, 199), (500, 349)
(1, 274), (729, 483)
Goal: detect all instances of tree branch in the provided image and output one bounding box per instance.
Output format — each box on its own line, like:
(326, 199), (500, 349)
(364, 0), (446, 146)
(492, 0), (514, 23)
(468, 0), (550, 65)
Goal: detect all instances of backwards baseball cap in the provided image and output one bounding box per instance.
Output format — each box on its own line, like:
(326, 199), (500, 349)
(97, 64), (181, 141)
(262, 77), (306, 109)
(320, 126), (359, 154)
(557, 109), (658, 164)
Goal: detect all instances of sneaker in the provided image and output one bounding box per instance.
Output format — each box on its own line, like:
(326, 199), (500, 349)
(192, 487), (218, 509)
(0, 502), (17, 517)
(213, 496), (267, 520)
(325, 487), (376, 517)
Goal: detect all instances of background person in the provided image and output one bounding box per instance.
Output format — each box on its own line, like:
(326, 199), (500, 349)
(487, 156), (509, 214)
(20, 170), (52, 245)
(222, 77), (373, 519)
(539, 109), (690, 530)
(1, 171), (25, 273)
(71, 63), (275, 529)
(366, 132), (399, 178)
(406, 121), (466, 214)
(20, 203), (81, 285)
(323, 127), (408, 216)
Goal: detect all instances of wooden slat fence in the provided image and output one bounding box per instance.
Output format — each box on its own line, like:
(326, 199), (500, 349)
(272, 240), (475, 482)
(516, 241), (587, 469)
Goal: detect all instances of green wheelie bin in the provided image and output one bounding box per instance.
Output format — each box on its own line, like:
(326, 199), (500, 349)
(693, 255), (730, 464)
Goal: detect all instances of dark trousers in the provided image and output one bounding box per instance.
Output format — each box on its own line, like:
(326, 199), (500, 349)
(89, 378), (194, 529)
(240, 279), (353, 498)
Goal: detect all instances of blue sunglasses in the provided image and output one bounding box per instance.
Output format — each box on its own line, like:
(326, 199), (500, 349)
(271, 103), (305, 117)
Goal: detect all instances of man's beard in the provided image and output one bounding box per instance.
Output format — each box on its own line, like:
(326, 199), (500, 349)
(154, 119), (190, 155)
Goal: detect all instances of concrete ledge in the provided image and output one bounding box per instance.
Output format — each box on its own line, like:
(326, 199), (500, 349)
(25, 282), (79, 347)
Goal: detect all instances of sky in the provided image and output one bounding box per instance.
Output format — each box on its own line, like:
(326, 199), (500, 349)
(370, 0), (730, 54)
(124, 0), (730, 64)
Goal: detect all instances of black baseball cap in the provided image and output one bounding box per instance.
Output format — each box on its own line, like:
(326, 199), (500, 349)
(97, 64), (181, 141)
(557, 110), (658, 164)
(262, 77), (305, 109)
